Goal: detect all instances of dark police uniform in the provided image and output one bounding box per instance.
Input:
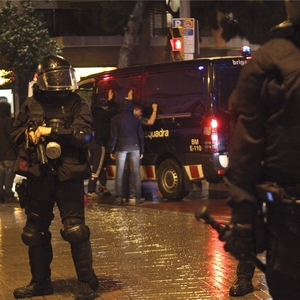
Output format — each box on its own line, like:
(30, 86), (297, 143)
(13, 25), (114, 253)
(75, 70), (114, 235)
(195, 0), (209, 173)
(224, 6), (300, 299)
(11, 56), (98, 300)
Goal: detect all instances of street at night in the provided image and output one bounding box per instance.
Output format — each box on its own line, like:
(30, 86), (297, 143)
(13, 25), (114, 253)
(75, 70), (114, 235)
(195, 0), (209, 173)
(0, 180), (271, 300)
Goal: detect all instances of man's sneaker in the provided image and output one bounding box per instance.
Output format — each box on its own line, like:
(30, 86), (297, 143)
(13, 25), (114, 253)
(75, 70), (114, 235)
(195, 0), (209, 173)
(127, 197), (136, 205)
(114, 197), (123, 205)
(98, 185), (111, 196)
(87, 192), (99, 200)
(5, 195), (18, 202)
(13, 279), (54, 298)
(229, 277), (254, 296)
(135, 198), (144, 204)
(4, 191), (15, 199)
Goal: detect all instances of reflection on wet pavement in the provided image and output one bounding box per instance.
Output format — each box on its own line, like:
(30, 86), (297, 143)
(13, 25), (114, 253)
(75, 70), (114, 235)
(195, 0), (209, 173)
(0, 178), (271, 299)
(0, 203), (271, 300)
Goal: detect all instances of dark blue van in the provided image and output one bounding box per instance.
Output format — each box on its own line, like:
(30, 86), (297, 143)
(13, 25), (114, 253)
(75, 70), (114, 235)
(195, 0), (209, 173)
(78, 56), (249, 200)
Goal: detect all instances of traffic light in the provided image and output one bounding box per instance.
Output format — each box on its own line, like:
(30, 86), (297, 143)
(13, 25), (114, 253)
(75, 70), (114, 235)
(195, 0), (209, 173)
(170, 38), (183, 52)
(169, 27), (184, 61)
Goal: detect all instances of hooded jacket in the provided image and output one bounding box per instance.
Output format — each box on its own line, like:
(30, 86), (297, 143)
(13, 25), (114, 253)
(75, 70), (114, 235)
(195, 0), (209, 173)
(91, 100), (118, 146)
(107, 98), (144, 154)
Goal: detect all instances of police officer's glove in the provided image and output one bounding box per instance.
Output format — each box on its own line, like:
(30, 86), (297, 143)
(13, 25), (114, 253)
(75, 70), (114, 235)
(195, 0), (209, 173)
(224, 224), (255, 261)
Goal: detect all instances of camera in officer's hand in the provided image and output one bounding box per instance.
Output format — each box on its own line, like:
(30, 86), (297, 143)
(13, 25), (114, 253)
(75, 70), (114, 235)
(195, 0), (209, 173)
(46, 141), (61, 159)
(45, 118), (65, 159)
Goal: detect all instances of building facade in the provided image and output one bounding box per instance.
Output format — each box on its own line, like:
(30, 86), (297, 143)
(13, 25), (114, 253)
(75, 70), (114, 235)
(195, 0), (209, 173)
(27, 1), (245, 70)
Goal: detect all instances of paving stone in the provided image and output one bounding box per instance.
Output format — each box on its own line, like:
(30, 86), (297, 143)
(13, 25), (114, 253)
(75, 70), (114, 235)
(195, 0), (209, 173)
(0, 199), (271, 300)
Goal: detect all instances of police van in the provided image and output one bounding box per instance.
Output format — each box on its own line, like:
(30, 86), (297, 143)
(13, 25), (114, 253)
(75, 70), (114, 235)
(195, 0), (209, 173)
(78, 55), (249, 200)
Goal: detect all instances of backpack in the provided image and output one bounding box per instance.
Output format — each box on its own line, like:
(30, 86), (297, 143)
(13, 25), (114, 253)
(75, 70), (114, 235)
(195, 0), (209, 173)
(260, 38), (300, 123)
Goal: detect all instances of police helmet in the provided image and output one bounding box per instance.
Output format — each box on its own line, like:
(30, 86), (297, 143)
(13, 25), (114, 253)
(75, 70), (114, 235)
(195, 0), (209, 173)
(286, 0), (300, 26)
(37, 55), (78, 91)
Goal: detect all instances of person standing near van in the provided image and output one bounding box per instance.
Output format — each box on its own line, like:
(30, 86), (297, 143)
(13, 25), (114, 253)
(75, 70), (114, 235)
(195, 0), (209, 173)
(0, 102), (17, 202)
(108, 96), (144, 205)
(87, 89), (118, 199)
(123, 101), (158, 202)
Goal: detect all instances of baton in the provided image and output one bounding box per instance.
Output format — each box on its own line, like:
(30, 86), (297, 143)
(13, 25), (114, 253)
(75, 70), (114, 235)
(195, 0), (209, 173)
(194, 205), (266, 274)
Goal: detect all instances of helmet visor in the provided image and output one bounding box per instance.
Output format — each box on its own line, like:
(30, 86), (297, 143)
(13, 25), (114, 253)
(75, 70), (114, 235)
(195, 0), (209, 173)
(38, 67), (78, 91)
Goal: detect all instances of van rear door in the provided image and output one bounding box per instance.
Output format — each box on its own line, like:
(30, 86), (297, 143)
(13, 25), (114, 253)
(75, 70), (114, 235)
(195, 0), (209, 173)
(206, 58), (244, 178)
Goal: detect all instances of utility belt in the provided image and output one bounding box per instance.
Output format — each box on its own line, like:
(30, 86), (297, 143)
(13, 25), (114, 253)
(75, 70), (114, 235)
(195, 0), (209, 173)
(256, 181), (300, 213)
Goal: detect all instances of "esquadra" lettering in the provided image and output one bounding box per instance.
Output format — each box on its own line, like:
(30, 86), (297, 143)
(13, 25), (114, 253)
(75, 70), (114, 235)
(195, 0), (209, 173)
(144, 129), (169, 139)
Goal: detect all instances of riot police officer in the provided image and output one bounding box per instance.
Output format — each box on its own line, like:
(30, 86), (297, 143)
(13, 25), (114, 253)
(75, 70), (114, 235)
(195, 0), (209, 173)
(224, 1), (300, 299)
(11, 56), (98, 300)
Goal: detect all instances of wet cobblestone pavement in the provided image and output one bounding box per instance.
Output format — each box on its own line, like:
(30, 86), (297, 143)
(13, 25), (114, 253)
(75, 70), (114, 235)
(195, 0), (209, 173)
(0, 182), (272, 300)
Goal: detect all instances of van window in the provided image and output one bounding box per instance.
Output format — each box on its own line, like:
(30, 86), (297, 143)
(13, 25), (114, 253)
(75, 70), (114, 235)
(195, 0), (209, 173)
(215, 65), (241, 112)
(96, 76), (141, 104)
(78, 89), (93, 106)
(77, 80), (94, 106)
(141, 69), (205, 115)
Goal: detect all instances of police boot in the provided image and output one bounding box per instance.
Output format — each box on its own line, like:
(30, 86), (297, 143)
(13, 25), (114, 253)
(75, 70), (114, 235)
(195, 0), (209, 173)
(14, 243), (54, 298)
(71, 240), (99, 300)
(76, 273), (99, 300)
(13, 279), (53, 298)
(229, 260), (255, 296)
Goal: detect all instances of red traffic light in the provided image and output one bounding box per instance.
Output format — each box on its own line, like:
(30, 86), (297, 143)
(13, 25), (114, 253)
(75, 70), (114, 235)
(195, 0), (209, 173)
(170, 38), (183, 51)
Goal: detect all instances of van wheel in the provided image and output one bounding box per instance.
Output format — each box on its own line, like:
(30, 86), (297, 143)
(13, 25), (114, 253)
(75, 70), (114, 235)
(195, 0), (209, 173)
(157, 159), (188, 200)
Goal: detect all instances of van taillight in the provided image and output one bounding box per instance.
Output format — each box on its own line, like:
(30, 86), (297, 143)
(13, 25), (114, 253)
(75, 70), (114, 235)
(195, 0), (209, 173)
(203, 117), (219, 153)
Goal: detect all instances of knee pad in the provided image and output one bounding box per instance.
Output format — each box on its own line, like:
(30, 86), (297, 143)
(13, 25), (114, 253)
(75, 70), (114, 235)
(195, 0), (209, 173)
(21, 227), (45, 247)
(60, 218), (90, 244)
(21, 212), (52, 247)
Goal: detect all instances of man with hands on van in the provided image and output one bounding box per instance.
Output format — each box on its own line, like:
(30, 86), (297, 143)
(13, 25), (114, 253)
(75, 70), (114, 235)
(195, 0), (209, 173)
(122, 90), (158, 203)
(134, 103), (158, 125)
(127, 88), (158, 126)
(108, 96), (144, 206)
